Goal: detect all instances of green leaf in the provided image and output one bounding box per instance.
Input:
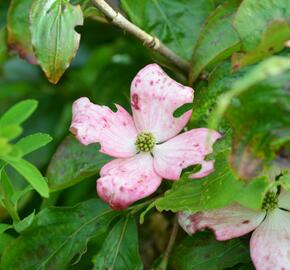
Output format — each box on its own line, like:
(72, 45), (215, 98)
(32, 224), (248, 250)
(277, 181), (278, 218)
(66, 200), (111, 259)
(83, 6), (105, 21)
(0, 224), (12, 235)
(93, 216), (143, 270)
(146, 151), (242, 213)
(279, 172), (290, 192)
(170, 232), (250, 270)
(189, 0), (241, 83)
(0, 169), (14, 200)
(15, 133), (52, 156)
(1, 199), (118, 270)
(232, 20), (290, 71)
(47, 135), (111, 191)
(0, 138), (12, 157)
(173, 103), (193, 118)
(2, 157), (49, 198)
(11, 186), (33, 206)
(235, 176), (270, 210)
(0, 168), (25, 223)
(13, 211), (35, 233)
(233, 0), (290, 51)
(189, 61), (244, 128)
(0, 125), (22, 141)
(209, 56), (290, 133)
(0, 234), (14, 255)
(30, 0), (84, 83)
(0, 100), (38, 127)
(7, 0), (37, 64)
(234, 263), (255, 270)
(209, 56), (290, 178)
(121, 0), (218, 60)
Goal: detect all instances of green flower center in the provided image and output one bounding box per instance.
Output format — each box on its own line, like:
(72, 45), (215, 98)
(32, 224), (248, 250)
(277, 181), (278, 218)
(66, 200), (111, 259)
(135, 132), (156, 152)
(262, 191), (278, 212)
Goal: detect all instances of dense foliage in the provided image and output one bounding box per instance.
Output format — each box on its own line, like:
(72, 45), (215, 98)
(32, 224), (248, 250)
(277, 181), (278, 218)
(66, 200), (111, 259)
(0, 0), (289, 269)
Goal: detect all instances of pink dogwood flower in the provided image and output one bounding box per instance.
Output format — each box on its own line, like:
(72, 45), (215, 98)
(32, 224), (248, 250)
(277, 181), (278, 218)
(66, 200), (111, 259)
(178, 189), (290, 270)
(70, 64), (221, 209)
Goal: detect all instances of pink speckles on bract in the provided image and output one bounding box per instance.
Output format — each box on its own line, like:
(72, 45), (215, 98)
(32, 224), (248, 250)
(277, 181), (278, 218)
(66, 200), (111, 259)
(70, 64), (221, 210)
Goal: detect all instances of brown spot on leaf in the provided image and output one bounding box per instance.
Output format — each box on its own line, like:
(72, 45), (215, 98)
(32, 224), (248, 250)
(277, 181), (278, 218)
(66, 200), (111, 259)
(232, 63), (240, 71)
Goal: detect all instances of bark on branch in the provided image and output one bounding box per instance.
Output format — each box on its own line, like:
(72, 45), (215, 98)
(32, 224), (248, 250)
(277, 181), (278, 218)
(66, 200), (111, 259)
(91, 0), (190, 73)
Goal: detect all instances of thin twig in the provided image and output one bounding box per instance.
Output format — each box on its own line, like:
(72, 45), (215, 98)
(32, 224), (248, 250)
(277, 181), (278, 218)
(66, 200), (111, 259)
(128, 197), (157, 215)
(91, 0), (190, 73)
(158, 214), (179, 270)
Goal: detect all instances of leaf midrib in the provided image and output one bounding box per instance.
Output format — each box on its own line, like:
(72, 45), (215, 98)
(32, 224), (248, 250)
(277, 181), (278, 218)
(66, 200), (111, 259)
(111, 217), (129, 269)
(37, 208), (113, 269)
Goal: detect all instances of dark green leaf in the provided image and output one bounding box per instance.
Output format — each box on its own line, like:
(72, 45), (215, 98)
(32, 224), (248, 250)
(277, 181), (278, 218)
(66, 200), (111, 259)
(1, 199), (118, 270)
(189, 61), (245, 128)
(121, 0), (218, 60)
(189, 0), (241, 82)
(47, 135), (111, 191)
(0, 168), (23, 222)
(173, 103), (193, 118)
(233, 0), (290, 51)
(0, 27), (8, 66)
(7, 0), (37, 64)
(11, 186), (33, 206)
(145, 151), (242, 214)
(233, 263), (255, 270)
(170, 232), (250, 270)
(15, 133), (52, 156)
(93, 216), (143, 270)
(0, 100), (37, 127)
(0, 224), (12, 235)
(30, 0), (84, 83)
(0, 234), (14, 255)
(13, 211), (35, 233)
(211, 57), (290, 125)
(2, 157), (49, 198)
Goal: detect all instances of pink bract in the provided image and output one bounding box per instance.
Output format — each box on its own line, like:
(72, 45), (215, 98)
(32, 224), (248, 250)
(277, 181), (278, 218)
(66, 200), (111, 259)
(70, 64), (221, 209)
(178, 189), (290, 270)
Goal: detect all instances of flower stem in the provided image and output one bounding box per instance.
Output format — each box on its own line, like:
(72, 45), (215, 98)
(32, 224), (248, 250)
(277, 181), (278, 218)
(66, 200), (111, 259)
(0, 184), (20, 222)
(0, 165), (20, 222)
(157, 214), (179, 270)
(128, 197), (157, 215)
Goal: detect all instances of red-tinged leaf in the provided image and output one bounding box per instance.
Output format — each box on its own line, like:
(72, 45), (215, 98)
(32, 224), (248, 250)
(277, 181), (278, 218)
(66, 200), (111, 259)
(7, 0), (37, 64)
